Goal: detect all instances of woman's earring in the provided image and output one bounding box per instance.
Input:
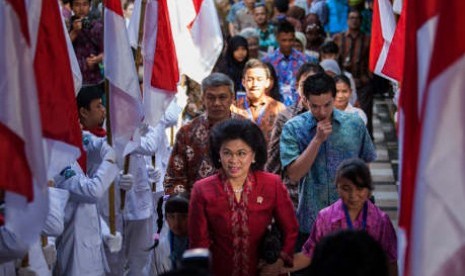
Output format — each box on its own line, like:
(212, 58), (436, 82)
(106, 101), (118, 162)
(252, 160), (256, 163)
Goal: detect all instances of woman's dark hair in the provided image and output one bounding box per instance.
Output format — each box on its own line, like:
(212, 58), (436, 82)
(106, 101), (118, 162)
(334, 74), (351, 88)
(217, 36), (249, 94)
(264, 62), (281, 101)
(335, 158), (373, 191)
(210, 119), (267, 171)
(151, 192), (190, 250)
(309, 230), (388, 276)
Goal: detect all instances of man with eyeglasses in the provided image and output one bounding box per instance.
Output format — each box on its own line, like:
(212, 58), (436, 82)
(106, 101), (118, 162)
(163, 73), (246, 195)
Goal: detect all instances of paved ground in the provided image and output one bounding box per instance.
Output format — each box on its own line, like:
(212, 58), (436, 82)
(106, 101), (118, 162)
(369, 96), (399, 228)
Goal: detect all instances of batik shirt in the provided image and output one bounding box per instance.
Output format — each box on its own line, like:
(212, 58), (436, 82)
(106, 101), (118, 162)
(71, 19), (103, 85)
(280, 109), (376, 233)
(163, 112), (244, 194)
(262, 48), (313, 107)
(235, 95), (286, 145)
(302, 199), (397, 261)
(257, 25), (278, 52)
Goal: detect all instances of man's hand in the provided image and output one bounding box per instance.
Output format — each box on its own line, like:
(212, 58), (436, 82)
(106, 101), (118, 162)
(72, 18), (82, 32)
(314, 119), (332, 143)
(86, 54), (101, 69)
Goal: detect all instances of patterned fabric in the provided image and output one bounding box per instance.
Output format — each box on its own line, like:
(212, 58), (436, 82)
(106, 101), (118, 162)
(280, 109), (376, 233)
(235, 95), (286, 145)
(71, 19), (103, 85)
(257, 24), (278, 52)
(333, 31), (371, 88)
(222, 172), (253, 276)
(265, 102), (307, 208)
(188, 171), (299, 276)
(262, 49), (314, 107)
(163, 112), (245, 194)
(302, 199), (397, 261)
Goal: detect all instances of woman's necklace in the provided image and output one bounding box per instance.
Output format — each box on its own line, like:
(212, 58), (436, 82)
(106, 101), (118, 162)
(232, 186), (243, 193)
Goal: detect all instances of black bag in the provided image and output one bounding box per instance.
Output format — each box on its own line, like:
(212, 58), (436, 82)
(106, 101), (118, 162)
(260, 220), (282, 264)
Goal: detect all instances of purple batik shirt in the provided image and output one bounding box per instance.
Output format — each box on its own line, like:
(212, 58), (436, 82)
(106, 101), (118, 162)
(302, 199), (397, 262)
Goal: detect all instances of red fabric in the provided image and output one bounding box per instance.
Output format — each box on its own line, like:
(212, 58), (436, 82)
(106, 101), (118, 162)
(34, 0), (85, 170)
(398, 0), (440, 275)
(381, 0), (405, 81)
(5, 0), (30, 44)
(0, 123), (33, 201)
(368, 0), (383, 73)
(151, 0), (179, 92)
(84, 127), (107, 138)
(104, 0), (124, 16)
(188, 171), (299, 276)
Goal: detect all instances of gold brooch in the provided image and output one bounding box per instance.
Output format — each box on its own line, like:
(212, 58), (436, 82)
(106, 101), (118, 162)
(257, 196), (263, 204)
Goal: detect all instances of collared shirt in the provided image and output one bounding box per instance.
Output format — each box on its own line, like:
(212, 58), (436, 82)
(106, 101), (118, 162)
(257, 24), (278, 52)
(163, 112), (245, 194)
(280, 109), (376, 233)
(265, 102), (307, 208)
(235, 95), (286, 145)
(262, 48), (314, 107)
(302, 199), (397, 262)
(344, 103), (367, 125)
(71, 19), (103, 85)
(233, 7), (257, 33)
(333, 31), (371, 88)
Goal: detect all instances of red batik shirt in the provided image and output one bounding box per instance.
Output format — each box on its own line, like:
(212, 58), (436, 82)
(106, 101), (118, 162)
(163, 112), (245, 194)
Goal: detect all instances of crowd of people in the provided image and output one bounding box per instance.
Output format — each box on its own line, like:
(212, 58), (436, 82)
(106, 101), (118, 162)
(0, 0), (399, 275)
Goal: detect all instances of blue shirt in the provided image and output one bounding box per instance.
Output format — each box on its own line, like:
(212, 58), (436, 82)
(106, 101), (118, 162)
(280, 109), (376, 233)
(262, 48), (314, 106)
(325, 0), (348, 35)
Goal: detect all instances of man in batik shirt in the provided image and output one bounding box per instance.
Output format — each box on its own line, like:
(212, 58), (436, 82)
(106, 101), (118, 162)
(164, 73), (245, 194)
(235, 59), (286, 145)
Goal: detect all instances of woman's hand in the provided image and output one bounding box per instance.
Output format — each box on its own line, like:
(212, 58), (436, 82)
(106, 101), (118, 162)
(259, 258), (284, 276)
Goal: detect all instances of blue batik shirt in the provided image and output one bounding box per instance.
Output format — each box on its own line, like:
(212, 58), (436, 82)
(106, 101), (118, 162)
(262, 48), (314, 107)
(280, 109), (376, 233)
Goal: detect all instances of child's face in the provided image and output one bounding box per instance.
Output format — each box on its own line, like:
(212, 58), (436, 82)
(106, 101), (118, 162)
(233, 46), (248, 63)
(337, 177), (370, 211)
(166, 212), (188, 236)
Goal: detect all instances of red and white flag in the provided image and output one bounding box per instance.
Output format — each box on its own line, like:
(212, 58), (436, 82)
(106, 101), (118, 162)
(369, 0), (398, 82)
(30, 0), (84, 178)
(398, 0), (465, 275)
(129, 0), (223, 126)
(0, 0), (48, 246)
(104, 0), (144, 163)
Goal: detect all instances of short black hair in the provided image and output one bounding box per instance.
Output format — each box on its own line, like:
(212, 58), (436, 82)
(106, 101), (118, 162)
(296, 63), (324, 83)
(70, 0), (90, 7)
(303, 73), (336, 98)
(76, 83), (104, 110)
(309, 230), (389, 276)
(210, 119), (267, 171)
(277, 20), (295, 35)
(336, 158), (373, 190)
(319, 41), (339, 55)
(274, 0), (290, 13)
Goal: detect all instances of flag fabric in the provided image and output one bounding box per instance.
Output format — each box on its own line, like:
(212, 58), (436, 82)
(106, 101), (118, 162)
(104, 0), (144, 163)
(380, 0), (406, 82)
(30, 0), (84, 178)
(0, 0), (48, 247)
(128, 0), (223, 127)
(398, 0), (465, 275)
(369, 0), (397, 82)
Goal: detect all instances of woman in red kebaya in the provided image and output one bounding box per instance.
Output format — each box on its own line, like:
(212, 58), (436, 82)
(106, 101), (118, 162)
(188, 118), (298, 276)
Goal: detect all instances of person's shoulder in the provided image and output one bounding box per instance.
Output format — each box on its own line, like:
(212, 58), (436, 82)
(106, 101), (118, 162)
(287, 111), (311, 126)
(192, 174), (220, 191)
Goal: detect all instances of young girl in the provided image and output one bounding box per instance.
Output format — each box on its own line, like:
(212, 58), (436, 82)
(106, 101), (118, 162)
(334, 74), (367, 125)
(286, 158), (397, 275)
(216, 35), (249, 95)
(151, 193), (189, 275)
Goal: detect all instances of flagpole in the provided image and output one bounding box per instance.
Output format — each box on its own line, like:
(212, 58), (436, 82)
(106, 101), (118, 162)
(120, 0), (149, 209)
(102, 4), (117, 234)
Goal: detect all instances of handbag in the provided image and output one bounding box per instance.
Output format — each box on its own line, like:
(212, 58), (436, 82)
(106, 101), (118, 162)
(260, 219), (282, 264)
